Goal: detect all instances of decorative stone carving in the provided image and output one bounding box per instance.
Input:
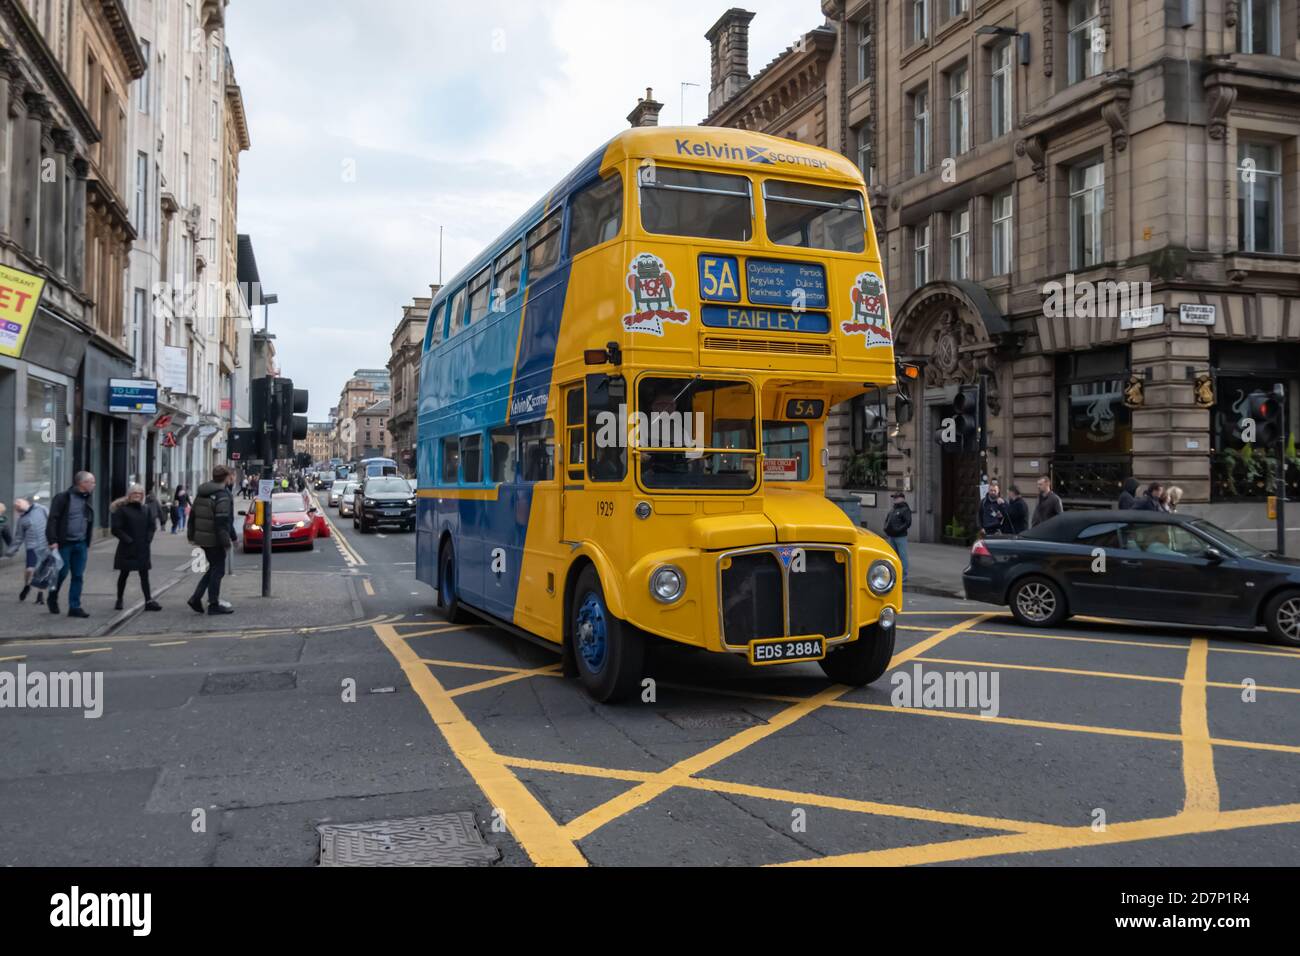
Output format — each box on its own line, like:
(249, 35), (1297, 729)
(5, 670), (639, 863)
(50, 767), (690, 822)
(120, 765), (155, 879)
(1228, 268), (1248, 284)
(1206, 84), (1236, 141)
(1100, 99), (1128, 151)
(1041, 0), (1054, 78)
(1225, 1), (1239, 28)
(1016, 135), (1047, 182)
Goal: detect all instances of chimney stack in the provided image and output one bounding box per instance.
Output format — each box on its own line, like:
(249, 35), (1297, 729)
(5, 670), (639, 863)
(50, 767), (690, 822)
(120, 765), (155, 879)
(705, 8), (756, 115)
(627, 87), (664, 127)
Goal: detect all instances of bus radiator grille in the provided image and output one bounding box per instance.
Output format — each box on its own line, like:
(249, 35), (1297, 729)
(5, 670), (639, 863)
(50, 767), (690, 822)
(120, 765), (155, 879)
(787, 550), (848, 640)
(702, 336), (834, 356)
(721, 553), (785, 644)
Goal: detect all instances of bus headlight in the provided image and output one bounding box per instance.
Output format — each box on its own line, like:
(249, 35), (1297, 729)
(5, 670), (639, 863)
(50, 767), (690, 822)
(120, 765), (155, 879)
(650, 565), (685, 603)
(867, 560), (895, 595)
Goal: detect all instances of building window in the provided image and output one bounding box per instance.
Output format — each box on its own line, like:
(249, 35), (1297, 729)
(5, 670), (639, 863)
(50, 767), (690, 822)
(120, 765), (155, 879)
(1238, 141), (1283, 254)
(911, 0), (929, 44)
(914, 223), (931, 285)
(1053, 348), (1132, 499)
(992, 190), (1013, 275)
(949, 207), (970, 279)
(990, 39), (1012, 138)
(132, 288), (147, 371)
(1069, 158), (1105, 269)
(912, 86), (930, 175)
(856, 126), (874, 185)
(182, 76), (190, 126)
(210, 100), (218, 141)
(211, 42), (221, 82)
(184, 2), (193, 51)
(1239, 0), (1281, 55)
(857, 18), (871, 84)
(946, 0), (969, 20)
(1211, 344), (1300, 501)
(137, 39), (151, 113)
(134, 152), (148, 238)
(1067, 0), (1104, 84)
(210, 158), (217, 196)
(948, 63), (969, 155)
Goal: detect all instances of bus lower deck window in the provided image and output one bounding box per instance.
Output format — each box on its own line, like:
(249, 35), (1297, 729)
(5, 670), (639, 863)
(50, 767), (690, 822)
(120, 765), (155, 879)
(440, 438), (459, 484)
(460, 434), (483, 483)
(519, 420), (555, 482)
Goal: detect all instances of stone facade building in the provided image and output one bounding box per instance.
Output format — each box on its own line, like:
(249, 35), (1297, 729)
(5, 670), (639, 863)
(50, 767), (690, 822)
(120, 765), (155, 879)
(387, 289), (435, 476)
(332, 368), (390, 461)
(704, 1), (1300, 545)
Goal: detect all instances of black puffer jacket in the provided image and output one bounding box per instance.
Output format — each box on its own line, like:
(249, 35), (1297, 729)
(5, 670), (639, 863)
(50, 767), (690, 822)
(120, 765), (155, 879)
(111, 500), (155, 571)
(188, 480), (235, 549)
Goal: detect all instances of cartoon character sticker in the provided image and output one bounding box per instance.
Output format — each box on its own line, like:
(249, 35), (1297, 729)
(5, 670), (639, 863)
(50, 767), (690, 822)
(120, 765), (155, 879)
(623, 253), (690, 335)
(842, 270), (892, 348)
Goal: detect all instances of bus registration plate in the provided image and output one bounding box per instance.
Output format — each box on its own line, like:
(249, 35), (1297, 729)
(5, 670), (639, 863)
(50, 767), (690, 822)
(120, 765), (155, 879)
(749, 636), (825, 666)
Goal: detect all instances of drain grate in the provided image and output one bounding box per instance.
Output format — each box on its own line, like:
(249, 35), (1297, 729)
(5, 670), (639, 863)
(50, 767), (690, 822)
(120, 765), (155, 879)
(317, 812), (500, 867)
(663, 710), (766, 731)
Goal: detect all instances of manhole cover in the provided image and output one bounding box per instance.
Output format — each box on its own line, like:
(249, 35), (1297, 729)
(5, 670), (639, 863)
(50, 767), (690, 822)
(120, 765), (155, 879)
(663, 711), (766, 731)
(199, 670), (297, 695)
(317, 812), (500, 867)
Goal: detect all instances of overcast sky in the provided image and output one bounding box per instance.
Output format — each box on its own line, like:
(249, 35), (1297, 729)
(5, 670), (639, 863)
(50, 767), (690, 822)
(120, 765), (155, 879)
(224, 0), (818, 420)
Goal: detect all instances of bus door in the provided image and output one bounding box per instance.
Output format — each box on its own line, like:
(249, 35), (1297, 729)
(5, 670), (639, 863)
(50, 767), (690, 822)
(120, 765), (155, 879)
(561, 383), (586, 543)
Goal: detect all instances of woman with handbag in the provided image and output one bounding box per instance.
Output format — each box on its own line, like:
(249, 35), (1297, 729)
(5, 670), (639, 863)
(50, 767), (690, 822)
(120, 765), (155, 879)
(7, 498), (51, 605)
(111, 484), (162, 612)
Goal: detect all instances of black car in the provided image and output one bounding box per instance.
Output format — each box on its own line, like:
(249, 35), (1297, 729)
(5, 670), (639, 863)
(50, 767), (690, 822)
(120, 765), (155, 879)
(313, 475), (334, 491)
(353, 476), (416, 533)
(963, 511), (1300, 646)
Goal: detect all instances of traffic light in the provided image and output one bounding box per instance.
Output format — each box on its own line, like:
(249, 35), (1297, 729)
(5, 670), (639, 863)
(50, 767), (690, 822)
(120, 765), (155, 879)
(274, 379), (309, 456)
(1245, 389), (1283, 446)
(227, 428), (259, 462)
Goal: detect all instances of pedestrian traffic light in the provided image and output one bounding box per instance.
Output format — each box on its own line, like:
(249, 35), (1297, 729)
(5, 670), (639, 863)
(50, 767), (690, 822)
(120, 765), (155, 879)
(1245, 389), (1283, 446)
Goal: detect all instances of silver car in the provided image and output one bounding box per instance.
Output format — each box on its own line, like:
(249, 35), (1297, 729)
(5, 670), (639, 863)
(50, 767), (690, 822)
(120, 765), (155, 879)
(337, 480), (361, 516)
(328, 479), (351, 507)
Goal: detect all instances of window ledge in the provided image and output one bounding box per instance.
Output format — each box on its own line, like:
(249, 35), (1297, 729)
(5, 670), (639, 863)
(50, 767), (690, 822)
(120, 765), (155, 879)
(1226, 253), (1300, 277)
(900, 37), (932, 68)
(933, 11), (972, 45)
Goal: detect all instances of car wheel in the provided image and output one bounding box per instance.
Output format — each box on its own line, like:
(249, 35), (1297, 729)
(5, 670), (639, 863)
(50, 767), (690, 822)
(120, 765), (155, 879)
(569, 565), (644, 703)
(437, 541), (473, 624)
(1263, 590), (1300, 647)
(818, 622), (896, 686)
(1008, 575), (1068, 627)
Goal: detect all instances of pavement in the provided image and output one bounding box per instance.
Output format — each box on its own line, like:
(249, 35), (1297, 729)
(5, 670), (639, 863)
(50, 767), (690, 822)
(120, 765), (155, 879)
(899, 541), (968, 599)
(0, 517), (366, 642)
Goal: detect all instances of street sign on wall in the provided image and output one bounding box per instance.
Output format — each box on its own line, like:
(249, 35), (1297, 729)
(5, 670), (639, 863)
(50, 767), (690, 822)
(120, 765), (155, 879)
(108, 379), (159, 414)
(160, 345), (188, 392)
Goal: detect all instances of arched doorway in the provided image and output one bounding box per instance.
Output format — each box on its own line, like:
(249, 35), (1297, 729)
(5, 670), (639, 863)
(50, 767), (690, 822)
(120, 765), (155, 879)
(892, 281), (1015, 544)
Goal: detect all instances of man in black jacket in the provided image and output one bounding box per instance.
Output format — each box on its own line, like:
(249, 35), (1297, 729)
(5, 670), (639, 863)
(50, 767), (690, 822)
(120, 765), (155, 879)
(1005, 485), (1030, 534)
(46, 471), (97, 618)
(1032, 475), (1064, 527)
(187, 465), (238, 615)
(1117, 477), (1139, 509)
(1133, 482), (1164, 511)
(979, 480), (1011, 536)
(883, 491), (912, 583)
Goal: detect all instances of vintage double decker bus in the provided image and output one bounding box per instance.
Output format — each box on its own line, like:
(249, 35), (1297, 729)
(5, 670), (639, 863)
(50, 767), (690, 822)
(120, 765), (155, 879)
(417, 127), (901, 701)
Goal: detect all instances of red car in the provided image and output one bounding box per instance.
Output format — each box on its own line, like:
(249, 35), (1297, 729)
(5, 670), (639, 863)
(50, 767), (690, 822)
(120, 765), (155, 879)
(241, 493), (330, 552)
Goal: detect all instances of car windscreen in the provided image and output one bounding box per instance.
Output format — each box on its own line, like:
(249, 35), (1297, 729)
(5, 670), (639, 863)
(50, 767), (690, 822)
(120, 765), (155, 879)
(364, 478), (410, 494)
(1189, 520), (1268, 558)
(763, 180), (865, 252)
(270, 496), (306, 514)
(635, 376), (757, 492)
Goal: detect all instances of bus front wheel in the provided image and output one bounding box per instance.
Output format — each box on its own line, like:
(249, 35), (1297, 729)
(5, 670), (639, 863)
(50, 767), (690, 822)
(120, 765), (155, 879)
(570, 566), (643, 703)
(818, 622), (895, 686)
(437, 541), (473, 625)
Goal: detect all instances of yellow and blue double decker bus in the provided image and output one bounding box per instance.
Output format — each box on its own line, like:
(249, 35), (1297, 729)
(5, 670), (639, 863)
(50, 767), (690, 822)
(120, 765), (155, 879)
(418, 127), (902, 701)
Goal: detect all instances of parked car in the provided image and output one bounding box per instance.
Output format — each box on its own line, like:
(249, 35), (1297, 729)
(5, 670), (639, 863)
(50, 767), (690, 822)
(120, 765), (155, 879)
(337, 480), (362, 517)
(353, 476), (417, 533)
(963, 511), (1300, 646)
(240, 493), (330, 553)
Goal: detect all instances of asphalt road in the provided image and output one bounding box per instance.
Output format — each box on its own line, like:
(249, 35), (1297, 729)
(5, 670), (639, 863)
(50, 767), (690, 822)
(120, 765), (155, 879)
(2, 490), (1298, 866)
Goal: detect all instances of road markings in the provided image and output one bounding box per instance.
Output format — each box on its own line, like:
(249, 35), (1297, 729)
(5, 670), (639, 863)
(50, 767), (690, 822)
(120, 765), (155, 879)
(449, 663), (563, 698)
(0, 655), (26, 663)
(71, 647), (111, 655)
(560, 613), (995, 843)
(374, 622), (586, 867)
(1179, 639), (1220, 818)
(903, 623), (1300, 659)
(315, 500), (365, 567)
(149, 641), (187, 647)
(362, 579), (375, 596)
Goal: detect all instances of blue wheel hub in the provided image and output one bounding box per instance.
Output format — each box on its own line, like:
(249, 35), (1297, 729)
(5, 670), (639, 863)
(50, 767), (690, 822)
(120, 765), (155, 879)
(575, 591), (609, 673)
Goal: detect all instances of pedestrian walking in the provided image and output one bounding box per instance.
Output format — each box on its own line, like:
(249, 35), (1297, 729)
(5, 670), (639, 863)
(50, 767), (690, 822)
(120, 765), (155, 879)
(145, 491), (166, 531)
(1117, 477), (1139, 510)
(1133, 482), (1164, 511)
(1005, 485), (1030, 534)
(1031, 475), (1064, 528)
(46, 471), (97, 618)
(883, 491), (912, 584)
(6, 498), (50, 604)
(171, 485), (191, 533)
(979, 479), (1011, 536)
(110, 484), (162, 612)
(188, 465), (237, 615)
(1164, 485), (1183, 513)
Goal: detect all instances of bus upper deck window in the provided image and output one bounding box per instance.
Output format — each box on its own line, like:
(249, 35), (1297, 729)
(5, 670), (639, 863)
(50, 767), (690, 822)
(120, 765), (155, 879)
(467, 268), (491, 325)
(446, 287), (467, 336)
(493, 241), (524, 302)
(640, 167), (752, 242)
(567, 173), (624, 258)
(526, 211), (562, 277)
(429, 299), (449, 348)
(763, 180), (866, 253)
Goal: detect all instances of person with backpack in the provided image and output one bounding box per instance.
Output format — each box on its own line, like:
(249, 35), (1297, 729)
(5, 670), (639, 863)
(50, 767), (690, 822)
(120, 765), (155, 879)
(187, 465), (237, 615)
(883, 491), (912, 584)
(110, 484), (162, 612)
